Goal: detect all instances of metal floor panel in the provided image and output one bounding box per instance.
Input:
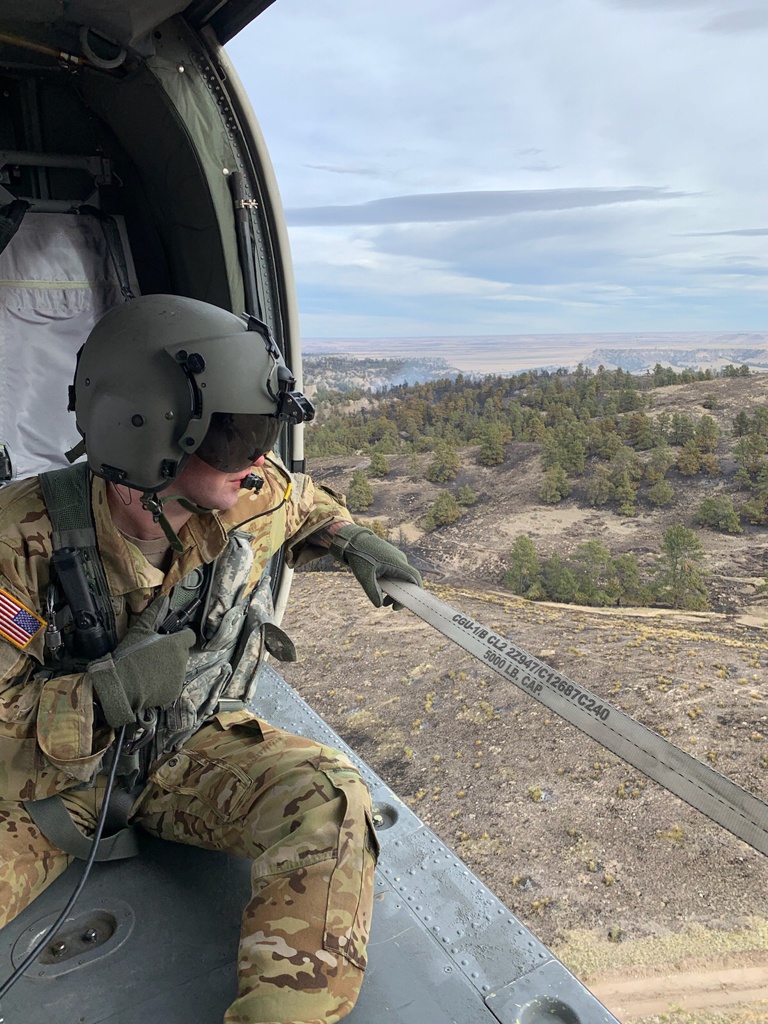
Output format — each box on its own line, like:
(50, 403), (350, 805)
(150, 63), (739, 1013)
(0, 665), (619, 1024)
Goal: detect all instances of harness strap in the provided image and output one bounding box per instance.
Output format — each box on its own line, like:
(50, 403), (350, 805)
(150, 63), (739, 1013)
(39, 463), (117, 646)
(29, 464), (136, 859)
(39, 462), (96, 551)
(23, 794), (140, 862)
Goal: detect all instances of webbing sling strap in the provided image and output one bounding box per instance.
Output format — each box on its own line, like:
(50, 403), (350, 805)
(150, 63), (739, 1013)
(23, 789), (139, 862)
(78, 206), (135, 301)
(381, 580), (768, 858)
(25, 464), (139, 861)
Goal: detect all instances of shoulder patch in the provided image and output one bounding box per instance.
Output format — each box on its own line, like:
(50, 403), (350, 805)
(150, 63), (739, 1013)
(0, 587), (46, 651)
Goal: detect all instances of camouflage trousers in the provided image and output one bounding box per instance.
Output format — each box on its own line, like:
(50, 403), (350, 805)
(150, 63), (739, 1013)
(0, 716), (378, 1024)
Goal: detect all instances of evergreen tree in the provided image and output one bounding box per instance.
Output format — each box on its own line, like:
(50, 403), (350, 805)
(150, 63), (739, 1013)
(595, 430), (624, 461)
(669, 413), (696, 445)
(624, 411), (655, 450)
(610, 443), (644, 480)
(363, 518), (389, 539)
(752, 407), (768, 437)
(540, 466), (571, 504)
(426, 441), (460, 483)
(456, 484), (478, 506)
(699, 452), (721, 477)
(407, 452), (422, 482)
(570, 540), (616, 606)
(542, 423), (587, 473)
(347, 470), (374, 512)
(654, 525), (709, 610)
(645, 443), (675, 485)
(424, 491), (462, 530)
(677, 440), (702, 476)
(503, 535), (541, 596)
(477, 424), (505, 466)
(368, 451), (389, 478)
(613, 553), (649, 606)
(734, 434), (767, 481)
(541, 555), (578, 603)
(695, 496), (742, 534)
(694, 415), (719, 453)
(646, 479), (675, 507)
(732, 411), (751, 437)
(587, 466), (615, 507)
(740, 495), (768, 525)
(613, 469), (638, 516)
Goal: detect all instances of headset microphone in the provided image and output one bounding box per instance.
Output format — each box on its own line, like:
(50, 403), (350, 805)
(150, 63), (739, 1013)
(242, 473), (264, 493)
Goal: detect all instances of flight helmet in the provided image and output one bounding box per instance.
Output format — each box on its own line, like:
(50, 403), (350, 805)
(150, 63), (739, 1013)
(68, 294), (314, 493)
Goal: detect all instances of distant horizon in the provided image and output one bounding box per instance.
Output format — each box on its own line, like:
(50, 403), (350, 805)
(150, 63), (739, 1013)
(302, 331), (768, 375)
(304, 329), (768, 344)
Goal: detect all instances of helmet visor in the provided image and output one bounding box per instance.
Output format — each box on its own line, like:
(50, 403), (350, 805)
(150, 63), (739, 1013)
(195, 413), (283, 472)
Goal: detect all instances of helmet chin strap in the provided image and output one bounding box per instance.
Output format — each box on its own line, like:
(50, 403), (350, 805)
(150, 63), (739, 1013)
(140, 473), (263, 553)
(140, 492), (213, 552)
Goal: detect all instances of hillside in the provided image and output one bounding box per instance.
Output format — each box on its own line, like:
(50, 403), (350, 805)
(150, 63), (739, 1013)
(281, 573), (768, 1024)
(303, 354), (462, 395)
(304, 372), (768, 616)
(278, 370), (768, 1022)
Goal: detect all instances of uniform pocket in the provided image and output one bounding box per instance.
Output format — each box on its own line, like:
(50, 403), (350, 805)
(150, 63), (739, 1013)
(321, 764), (380, 970)
(141, 748), (254, 824)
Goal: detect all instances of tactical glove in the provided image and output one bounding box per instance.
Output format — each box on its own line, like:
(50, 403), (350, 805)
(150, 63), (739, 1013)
(87, 596), (195, 728)
(329, 524), (423, 609)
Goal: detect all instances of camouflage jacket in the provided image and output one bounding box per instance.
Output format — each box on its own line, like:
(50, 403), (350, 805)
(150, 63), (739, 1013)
(0, 457), (352, 801)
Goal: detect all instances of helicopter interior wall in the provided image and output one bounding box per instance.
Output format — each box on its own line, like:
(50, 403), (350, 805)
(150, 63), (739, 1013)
(0, 24), (246, 310)
(0, 210), (135, 480)
(75, 44), (245, 311)
(0, 22), (261, 478)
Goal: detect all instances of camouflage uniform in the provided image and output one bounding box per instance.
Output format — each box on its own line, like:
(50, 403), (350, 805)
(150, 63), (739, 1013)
(0, 458), (378, 1024)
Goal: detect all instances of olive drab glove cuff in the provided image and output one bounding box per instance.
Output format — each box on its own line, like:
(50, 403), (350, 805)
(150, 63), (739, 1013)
(87, 595), (195, 728)
(329, 524), (423, 610)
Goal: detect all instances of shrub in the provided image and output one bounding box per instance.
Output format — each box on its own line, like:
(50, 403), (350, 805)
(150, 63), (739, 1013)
(424, 491), (462, 530)
(695, 496), (742, 534)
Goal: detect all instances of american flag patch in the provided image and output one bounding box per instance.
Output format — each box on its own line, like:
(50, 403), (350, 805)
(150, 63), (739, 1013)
(0, 588), (45, 651)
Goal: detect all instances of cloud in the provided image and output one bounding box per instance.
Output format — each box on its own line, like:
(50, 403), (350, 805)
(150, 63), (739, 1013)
(684, 228), (768, 236)
(603, 0), (768, 32)
(230, 0), (768, 336)
(303, 163), (381, 177)
(702, 9), (768, 32)
(604, 1), (739, 10)
(520, 163), (561, 173)
(286, 187), (690, 227)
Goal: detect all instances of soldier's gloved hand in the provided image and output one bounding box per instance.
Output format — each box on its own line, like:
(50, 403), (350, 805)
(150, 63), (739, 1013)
(329, 524), (423, 609)
(87, 596), (195, 728)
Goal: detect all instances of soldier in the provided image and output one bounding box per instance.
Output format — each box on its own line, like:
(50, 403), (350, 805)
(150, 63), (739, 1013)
(0, 295), (423, 1024)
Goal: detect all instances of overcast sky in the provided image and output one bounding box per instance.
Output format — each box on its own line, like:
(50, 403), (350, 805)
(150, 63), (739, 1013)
(227, 0), (768, 340)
